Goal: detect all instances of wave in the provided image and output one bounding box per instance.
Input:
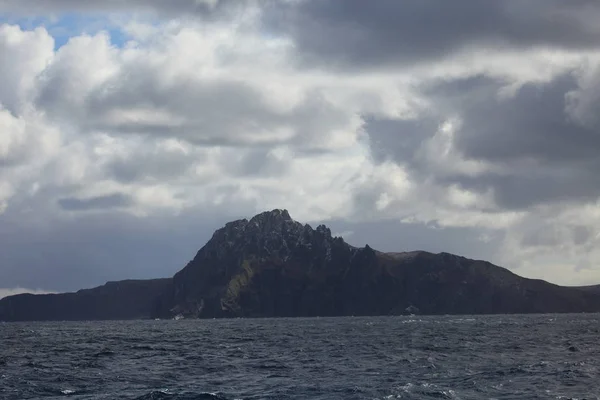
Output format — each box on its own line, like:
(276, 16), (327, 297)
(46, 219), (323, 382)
(134, 390), (231, 400)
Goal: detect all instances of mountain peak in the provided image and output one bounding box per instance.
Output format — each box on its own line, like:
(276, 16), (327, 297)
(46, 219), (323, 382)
(249, 209), (292, 223)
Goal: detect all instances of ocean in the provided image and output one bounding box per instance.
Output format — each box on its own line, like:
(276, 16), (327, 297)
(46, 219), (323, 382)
(1, 314), (599, 399)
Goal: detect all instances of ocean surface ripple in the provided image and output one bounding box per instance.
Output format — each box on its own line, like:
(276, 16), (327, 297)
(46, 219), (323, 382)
(1, 314), (599, 399)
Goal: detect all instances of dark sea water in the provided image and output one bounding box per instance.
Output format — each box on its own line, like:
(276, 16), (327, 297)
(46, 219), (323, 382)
(1, 315), (599, 400)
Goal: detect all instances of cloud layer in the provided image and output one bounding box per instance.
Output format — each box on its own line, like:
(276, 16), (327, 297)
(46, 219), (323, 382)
(1, 0), (600, 293)
(265, 0), (600, 69)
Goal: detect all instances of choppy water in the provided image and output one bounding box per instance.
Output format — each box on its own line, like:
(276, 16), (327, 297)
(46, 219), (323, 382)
(1, 315), (599, 399)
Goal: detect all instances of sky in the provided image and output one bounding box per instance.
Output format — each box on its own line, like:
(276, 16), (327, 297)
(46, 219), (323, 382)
(2, 0), (600, 298)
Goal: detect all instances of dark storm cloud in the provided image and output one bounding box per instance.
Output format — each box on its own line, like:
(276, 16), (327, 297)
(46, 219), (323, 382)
(58, 193), (133, 211)
(433, 74), (600, 210)
(9, 0), (600, 72)
(437, 75), (600, 164)
(263, 0), (600, 69)
(363, 72), (600, 211)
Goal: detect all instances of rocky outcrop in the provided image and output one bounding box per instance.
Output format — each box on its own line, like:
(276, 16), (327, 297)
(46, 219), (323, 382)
(153, 209), (600, 318)
(3, 209), (600, 321)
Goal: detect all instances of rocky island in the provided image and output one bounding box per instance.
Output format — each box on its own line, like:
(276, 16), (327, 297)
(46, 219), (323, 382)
(2, 209), (600, 321)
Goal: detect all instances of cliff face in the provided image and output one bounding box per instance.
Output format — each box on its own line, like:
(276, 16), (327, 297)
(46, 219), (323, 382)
(154, 210), (600, 318)
(0, 279), (171, 321)
(156, 209), (382, 318)
(2, 209), (600, 321)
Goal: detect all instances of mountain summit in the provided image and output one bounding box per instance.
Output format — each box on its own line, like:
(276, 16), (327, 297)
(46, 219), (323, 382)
(2, 210), (600, 321)
(160, 209), (361, 318)
(155, 209), (600, 318)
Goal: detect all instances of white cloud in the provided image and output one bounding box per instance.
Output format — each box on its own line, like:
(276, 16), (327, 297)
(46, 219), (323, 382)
(1, 2), (600, 290)
(0, 24), (54, 113)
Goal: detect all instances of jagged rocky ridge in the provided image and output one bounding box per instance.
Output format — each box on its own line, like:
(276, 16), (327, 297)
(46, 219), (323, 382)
(2, 209), (600, 321)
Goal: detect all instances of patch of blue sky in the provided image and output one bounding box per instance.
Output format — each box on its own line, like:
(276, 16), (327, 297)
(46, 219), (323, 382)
(0, 12), (134, 49)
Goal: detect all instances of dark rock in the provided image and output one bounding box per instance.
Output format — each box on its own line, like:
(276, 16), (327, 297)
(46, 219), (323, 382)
(0, 279), (171, 321)
(154, 210), (600, 318)
(3, 209), (600, 321)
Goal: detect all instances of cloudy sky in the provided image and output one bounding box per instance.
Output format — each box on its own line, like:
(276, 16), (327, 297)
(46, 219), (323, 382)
(2, 0), (600, 298)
